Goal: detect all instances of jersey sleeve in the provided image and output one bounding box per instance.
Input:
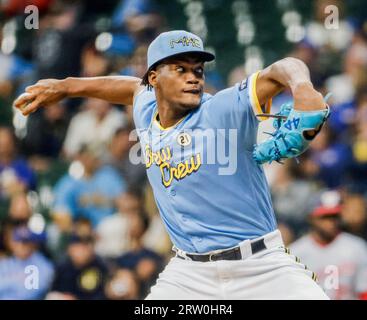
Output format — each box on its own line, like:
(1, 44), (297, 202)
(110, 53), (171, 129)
(247, 71), (272, 121)
(133, 87), (157, 130)
(203, 71), (272, 150)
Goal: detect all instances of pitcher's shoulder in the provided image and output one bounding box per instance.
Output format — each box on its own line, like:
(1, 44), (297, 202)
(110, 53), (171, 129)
(133, 87), (157, 128)
(133, 87), (157, 107)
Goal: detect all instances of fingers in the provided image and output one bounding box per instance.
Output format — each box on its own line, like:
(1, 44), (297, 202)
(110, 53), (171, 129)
(14, 81), (44, 113)
(14, 79), (60, 116)
(26, 84), (41, 94)
(25, 85), (35, 93)
(14, 82), (47, 115)
(19, 96), (43, 116)
(13, 92), (36, 110)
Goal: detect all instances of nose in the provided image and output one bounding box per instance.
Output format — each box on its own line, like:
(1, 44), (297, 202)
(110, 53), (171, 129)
(186, 72), (199, 84)
(186, 70), (200, 84)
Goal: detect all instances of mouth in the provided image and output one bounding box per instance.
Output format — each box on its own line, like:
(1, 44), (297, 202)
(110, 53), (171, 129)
(183, 88), (202, 95)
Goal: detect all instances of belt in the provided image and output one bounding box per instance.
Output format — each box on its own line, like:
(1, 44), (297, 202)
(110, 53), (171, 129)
(175, 237), (267, 262)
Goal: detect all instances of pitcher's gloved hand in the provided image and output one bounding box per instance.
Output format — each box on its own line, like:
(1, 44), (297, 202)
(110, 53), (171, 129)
(253, 98), (330, 165)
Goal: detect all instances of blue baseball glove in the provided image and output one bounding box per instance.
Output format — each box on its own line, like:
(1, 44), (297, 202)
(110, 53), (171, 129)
(253, 98), (331, 165)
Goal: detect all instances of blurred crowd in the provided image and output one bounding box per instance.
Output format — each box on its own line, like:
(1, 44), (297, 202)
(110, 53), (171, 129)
(0, 0), (367, 300)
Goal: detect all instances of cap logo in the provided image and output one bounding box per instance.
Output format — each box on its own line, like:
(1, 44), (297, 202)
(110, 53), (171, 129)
(169, 36), (201, 49)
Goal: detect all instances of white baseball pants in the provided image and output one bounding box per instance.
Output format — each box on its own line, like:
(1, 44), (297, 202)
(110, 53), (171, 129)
(145, 230), (329, 300)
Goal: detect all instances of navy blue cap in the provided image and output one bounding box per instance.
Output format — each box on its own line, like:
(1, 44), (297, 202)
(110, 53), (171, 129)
(146, 30), (215, 72)
(12, 226), (46, 243)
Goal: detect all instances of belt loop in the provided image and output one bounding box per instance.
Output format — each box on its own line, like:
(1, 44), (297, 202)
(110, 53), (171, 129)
(172, 245), (178, 258)
(263, 229), (284, 248)
(239, 239), (252, 259)
(173, 246), (191, 261)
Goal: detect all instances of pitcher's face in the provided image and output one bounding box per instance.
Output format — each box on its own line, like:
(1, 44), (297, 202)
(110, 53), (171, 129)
(149, 54), (205, 110)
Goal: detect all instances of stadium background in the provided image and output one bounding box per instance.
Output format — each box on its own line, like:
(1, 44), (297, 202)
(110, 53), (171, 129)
(0, 0), (367, 299)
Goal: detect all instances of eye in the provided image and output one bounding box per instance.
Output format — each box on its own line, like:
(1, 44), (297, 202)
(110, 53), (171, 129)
(195, 67), (204, 76)
(176, 66), (184, 73)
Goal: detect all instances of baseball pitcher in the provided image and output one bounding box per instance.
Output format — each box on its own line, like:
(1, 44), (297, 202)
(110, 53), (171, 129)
(14, 30), (330, 299)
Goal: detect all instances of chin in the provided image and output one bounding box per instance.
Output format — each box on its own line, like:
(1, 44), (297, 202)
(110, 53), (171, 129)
(180, 98), (201, 110)
(185, 103), (201, 110)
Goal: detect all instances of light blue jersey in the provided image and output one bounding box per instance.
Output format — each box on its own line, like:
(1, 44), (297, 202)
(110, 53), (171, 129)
(133, 72), (277, 253)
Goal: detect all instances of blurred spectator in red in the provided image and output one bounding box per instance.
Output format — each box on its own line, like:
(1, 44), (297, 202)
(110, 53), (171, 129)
(115, 210), (163, 298)
(104, 126), (147, 195)
(95, 191), (141, 259)
(290, 190), (367, 300)
(47, 232), (108, 300)
(63, 98), (127, 159)
(0, 225), (54, 299)
(52, 143), (126, 231)
(0, 126), (36, 199)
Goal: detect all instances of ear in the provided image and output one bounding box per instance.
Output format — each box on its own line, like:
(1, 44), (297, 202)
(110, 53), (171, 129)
(148, 70), (158, 87)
